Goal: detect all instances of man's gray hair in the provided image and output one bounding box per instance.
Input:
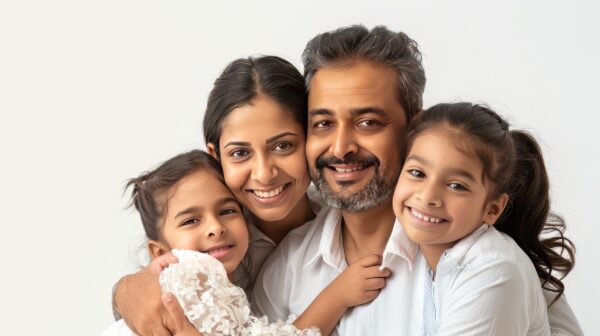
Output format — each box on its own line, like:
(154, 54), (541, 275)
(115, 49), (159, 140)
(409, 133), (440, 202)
(302, 25), (426, 120)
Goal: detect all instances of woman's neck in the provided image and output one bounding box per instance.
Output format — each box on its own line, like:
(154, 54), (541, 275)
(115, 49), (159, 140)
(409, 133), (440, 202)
(251, 195), (315, 244)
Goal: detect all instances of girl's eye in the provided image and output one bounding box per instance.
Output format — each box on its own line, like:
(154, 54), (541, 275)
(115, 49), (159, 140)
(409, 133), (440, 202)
(448, 182), (468, 191)
(181, 218), (200, 226)
(407, 169), (425, 178)
(219, 208), (239, 216)
(273, 142), (293, 152)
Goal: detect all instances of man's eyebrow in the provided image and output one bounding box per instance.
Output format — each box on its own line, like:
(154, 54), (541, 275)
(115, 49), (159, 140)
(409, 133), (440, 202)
(223, 141), (250, 148)
(266, 131), (298, 144)
(349, 107), (387, 117)
(405, 154), (477, 182)
(308, 108), (333, 117)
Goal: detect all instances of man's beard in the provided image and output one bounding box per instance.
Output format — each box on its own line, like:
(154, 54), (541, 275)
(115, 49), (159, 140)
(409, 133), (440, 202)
(313, 153), (399, 213)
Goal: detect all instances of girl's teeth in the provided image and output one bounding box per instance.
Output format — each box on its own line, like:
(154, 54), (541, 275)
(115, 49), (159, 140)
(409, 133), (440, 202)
(411, 208), (443, 223)
(254, 185), (285, 198)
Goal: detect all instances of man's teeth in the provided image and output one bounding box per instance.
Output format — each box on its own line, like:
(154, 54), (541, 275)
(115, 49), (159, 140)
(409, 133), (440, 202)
(411, 208), (443, 223)
(253, 185), (285, 198)
(333, 165), (365, 173)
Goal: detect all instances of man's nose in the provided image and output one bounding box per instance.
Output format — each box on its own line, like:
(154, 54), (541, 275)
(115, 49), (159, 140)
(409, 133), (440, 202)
(331, 126), (359, 159)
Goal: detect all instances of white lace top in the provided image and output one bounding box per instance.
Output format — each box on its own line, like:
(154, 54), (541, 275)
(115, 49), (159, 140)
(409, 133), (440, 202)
(100, 250), (320, 336)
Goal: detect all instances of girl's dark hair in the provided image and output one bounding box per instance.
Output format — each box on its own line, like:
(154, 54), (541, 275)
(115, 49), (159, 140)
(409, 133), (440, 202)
(203, 55), (307, 156)
(406, 102), (575, 303)
(125, 149), (253, 290)
(125, 150), (225, 241)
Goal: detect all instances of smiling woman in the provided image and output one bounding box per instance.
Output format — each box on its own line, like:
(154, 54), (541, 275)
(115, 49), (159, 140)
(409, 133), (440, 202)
(202, 55), (319, 283)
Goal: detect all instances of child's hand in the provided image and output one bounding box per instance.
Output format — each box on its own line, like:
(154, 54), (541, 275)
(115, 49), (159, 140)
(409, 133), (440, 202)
(329, 254), (392, 308)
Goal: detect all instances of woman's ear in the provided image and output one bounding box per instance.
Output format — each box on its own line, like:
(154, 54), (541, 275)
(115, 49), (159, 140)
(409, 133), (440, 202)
(148, 240), (168, 260)
(207, 143), (219, 160)
(483, 193), (509, 225)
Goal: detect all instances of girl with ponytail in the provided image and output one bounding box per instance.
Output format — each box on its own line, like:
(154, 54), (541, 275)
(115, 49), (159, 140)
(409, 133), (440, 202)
(392, 102), (577, 335)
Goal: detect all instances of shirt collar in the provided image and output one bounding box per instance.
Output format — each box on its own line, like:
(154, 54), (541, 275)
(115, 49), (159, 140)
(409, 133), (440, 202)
(304, 207), (346, 271)
(247, 222), (276, 246)
(381, 218), (419, 270)
(441, 224), (489, 266)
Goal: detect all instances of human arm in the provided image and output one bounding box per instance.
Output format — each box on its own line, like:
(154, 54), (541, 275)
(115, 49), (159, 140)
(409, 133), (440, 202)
(161, 293), (204, 336)
(545, 289), (584, 336)
(112, 252), (179, 336)
(293, 254), (391, 335)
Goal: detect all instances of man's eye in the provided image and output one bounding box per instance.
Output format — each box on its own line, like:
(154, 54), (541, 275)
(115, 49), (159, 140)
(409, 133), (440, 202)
(357, 119), (379, 127)
(313, 120), (332, 128)
(181, 218), (200, 226)
(448, 182), (468, 191)
(407, 169), (424, 178)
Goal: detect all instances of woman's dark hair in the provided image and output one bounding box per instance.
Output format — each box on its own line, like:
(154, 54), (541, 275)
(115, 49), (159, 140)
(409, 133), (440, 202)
(203, 55), (307, 156)
(406, 102), (575, 303)
(125, 149), (225, 241)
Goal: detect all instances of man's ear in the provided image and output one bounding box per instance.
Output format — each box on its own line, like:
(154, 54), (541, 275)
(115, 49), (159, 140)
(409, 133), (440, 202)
(483, 193), (509, 225)
(207, 143), (219, 160)
(148, 240), (169, 260)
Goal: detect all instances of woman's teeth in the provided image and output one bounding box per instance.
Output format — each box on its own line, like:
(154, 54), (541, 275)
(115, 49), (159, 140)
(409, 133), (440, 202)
(253, 185), (285, 198)
(410, 208), (444, 223)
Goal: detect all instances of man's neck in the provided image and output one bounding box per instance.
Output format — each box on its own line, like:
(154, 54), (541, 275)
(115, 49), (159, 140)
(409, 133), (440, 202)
(340, 200), (396, 264)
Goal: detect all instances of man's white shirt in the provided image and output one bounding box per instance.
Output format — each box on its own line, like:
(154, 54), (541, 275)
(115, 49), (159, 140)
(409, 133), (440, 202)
(251, 206), (583, 336)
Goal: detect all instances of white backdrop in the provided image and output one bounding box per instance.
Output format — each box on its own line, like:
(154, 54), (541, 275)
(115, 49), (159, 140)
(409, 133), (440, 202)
(0, 1), (597, 335)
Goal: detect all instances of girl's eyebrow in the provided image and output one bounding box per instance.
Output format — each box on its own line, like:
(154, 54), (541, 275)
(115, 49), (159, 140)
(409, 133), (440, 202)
(406, 154), (477, 182)
(174, 196), (239, 219)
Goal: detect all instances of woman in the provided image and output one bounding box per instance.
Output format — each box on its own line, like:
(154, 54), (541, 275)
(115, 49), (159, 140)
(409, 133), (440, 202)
(113, 55), (320, 335)
(202, 55), (319, 289)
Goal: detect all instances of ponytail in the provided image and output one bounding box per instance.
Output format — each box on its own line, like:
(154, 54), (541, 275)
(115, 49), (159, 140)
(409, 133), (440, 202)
(406, 103), (576, 304)
(494, 131), (575, 303)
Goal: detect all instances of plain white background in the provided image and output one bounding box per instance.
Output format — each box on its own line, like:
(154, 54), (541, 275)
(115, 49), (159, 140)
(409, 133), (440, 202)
(0, 1), (597, 335)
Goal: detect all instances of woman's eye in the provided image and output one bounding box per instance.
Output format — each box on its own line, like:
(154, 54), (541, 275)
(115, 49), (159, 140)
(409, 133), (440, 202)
(448, 182), (468, 191)
(181, 218), (200, 226)
(273, 142), (293, 152)
(230, 149), (249, 159)
(407, 169), (424, 178)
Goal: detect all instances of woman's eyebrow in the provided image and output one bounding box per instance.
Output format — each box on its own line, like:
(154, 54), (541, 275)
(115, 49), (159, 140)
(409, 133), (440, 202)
(265, 131), (298, 144)
(223, 141), (250, 148)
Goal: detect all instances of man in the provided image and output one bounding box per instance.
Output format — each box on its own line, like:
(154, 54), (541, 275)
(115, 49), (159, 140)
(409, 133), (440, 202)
(251, 25), (583, 335)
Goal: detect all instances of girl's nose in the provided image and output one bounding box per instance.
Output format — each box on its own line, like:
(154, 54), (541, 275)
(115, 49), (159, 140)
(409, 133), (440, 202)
(417, 184), (443, 207)
(205, 216), (226, 239)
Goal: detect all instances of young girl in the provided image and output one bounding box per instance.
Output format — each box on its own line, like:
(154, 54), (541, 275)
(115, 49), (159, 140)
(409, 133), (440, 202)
(393, 102), (576, 335)
(102, 149), (388, 336)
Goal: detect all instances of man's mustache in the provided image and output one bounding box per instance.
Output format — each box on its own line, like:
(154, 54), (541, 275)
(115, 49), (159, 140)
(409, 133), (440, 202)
(315, 153), (380, 170)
